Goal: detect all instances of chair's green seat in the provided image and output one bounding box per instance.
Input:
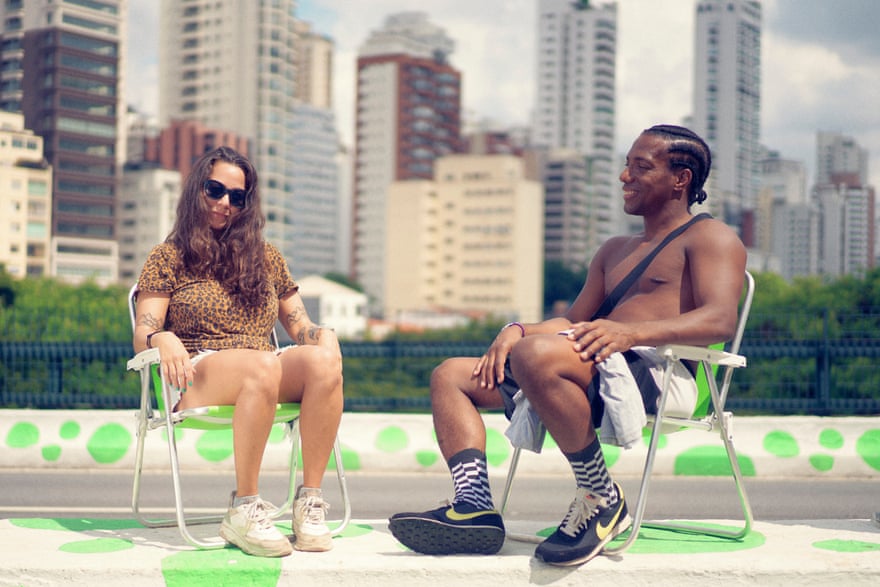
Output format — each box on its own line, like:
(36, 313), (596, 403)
(150, 365), (300, 430)
(692, 342), (724, 418)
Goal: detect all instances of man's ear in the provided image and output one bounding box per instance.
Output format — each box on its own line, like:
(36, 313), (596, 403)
(674, 167), (693, 195)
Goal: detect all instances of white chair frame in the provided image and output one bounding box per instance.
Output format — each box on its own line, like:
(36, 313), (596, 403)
(126, 285), (351, 549)
(500, 271), (756, 553)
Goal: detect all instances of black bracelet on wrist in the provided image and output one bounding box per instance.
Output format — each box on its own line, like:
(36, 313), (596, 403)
(146, 330), (164, 349)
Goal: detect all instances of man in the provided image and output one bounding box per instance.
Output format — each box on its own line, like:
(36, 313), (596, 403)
(388, 125), (747, 566)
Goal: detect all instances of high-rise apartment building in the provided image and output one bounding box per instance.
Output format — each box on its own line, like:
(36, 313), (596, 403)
(353, 12), (463, 316)
(532, 0), (617, 262)
(0, 0), (125, 284)
(384, 155), (544, 323)
(812, 132), (875, 277)
(816, 131), (869, 188)
(160, 0), (341, 277)
(0, 112), (52, 279)
(693, 0), (761, 246)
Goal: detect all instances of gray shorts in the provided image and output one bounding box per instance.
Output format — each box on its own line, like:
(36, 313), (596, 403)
(498, 350), (696, 428)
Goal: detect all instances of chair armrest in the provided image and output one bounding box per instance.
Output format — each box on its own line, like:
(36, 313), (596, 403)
(656, 344), (746, 368)
(127, 347), (160, 371)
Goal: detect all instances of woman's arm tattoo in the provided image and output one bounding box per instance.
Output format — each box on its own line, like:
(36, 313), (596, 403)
(138, 312), (162, 330)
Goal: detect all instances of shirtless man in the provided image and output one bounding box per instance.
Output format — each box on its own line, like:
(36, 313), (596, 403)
(388, 125), (747, 566)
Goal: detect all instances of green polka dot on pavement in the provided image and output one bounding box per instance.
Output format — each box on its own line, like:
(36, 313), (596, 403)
(10, 518), (142, 532)
(195, 429), (234, 462)
(268, 423), (287, 444)
(162, 547), (282, 587)
(813, 539), (880, 553)
(674, 446), (755, 476)
(856, 429), (880, 471)
(818, 428), (844, 450)
(59, 537), (134, 554)
(485, 428), (510, 467)
(809, 453), (835, 472)
(42, 444), (62, 462)
(86, 423), (132, 464)
(59, 420), (81, 440)
(376, 426), (408, 452)
(6, 421), (39, 448)
(763, 430), (799, 458)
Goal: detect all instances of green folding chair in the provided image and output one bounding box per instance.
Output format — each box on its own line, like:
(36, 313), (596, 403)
(126, 285), (351, 549)
(501, 271), (755, 552)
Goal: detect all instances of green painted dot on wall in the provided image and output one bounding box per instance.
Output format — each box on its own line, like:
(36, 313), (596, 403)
(818, 428), (844, 450)
(813, 539), (880, 553)
(59, 537), (134, 554)
(59, 420), (81, 440)
(763, 430), (799, 458)
(674, 446), (755, 477)
(641, 426), (668, 449)
(416, 449), (439, 467)
(86, 423), (132, 464)
(485, 428), (510, 467)
(542, 433), (557, 450)
(325, 445), (361, 471)
(6, 421), (39, 448)
(195, 429), (234, 462)
(856, 429), (880, 471)
(162, 547), (282, 587)
(42, 444), (62, 462)
(375, 426), (408, 453)
(809, 453), (835, 472)
(603, 444), (621, 469)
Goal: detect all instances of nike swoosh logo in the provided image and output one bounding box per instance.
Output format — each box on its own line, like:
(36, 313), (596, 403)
(596, 504), (623, 540)
(445, 507), (493, 522)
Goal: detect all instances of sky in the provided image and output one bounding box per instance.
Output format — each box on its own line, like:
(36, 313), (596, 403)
(126, 0), (880, 190)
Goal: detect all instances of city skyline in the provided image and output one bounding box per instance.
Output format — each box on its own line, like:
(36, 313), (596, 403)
(127, 0), (880, 191)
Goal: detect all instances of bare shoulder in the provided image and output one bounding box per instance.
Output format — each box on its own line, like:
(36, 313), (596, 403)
(688, 216), (744, 250)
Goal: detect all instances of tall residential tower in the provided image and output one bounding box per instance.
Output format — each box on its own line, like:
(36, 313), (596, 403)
(532, 0), (617, 267)
(693, 0), (762, 245)
(352, 12), (462, 315)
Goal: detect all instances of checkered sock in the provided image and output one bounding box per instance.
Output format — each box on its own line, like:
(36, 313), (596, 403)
(448, 448), (495, 511)
(564, 437), (619, 505)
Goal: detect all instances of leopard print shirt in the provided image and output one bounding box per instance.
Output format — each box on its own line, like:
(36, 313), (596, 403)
(136, 241), (298, 353)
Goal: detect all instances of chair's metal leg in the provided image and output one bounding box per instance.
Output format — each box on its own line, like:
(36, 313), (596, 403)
(500, 446), (522, 516)
(270, 418), (300, 520)
(330, 435), (352, 536)
(604, 357), (677, 556)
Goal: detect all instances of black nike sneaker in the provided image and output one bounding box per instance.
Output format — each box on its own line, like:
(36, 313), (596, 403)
(388, 501), (505, 555)
(535, 482), (631, 566)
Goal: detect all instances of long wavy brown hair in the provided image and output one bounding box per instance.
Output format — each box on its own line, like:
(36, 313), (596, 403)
(167, 146), (269, 310)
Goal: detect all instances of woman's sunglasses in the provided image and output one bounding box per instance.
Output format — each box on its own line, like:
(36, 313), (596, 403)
(204, 179), (247, 209)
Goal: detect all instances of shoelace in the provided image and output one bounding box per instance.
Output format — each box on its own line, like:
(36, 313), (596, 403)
(299, 495), (329, 525)
(242, 498), (277, 530)
(559, 487), (604, 537)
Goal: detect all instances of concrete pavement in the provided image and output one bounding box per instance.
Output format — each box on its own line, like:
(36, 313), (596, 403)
(1, 409), (879, 585)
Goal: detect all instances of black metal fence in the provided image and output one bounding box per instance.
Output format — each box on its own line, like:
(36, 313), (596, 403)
(1, 336), (879, 415)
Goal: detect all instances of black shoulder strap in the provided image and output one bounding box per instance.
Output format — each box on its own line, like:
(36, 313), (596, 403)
(590, 213), (712, 320)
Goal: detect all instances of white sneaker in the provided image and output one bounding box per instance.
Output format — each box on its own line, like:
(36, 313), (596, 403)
(219, 493), (293, 557)
(292, 486), (332, 551)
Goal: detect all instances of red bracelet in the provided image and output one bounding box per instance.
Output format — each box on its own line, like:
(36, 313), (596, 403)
(502, 321), (525, 337)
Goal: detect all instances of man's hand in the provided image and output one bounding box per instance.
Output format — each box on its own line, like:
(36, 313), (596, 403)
(472, 326), (523, 388)
(565, 319), (637, 363)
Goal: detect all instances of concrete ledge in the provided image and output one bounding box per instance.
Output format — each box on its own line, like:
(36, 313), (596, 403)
(1, 409), (879, 478)
(1, 517), (878, 585)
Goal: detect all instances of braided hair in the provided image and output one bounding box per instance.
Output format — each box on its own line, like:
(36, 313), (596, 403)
(643, 124), (712, 206)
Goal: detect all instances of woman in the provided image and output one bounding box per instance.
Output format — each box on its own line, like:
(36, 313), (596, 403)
(133, 146), (343, 557)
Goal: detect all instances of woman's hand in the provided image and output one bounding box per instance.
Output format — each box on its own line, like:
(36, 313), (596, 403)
(153, 332), (195, 390)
